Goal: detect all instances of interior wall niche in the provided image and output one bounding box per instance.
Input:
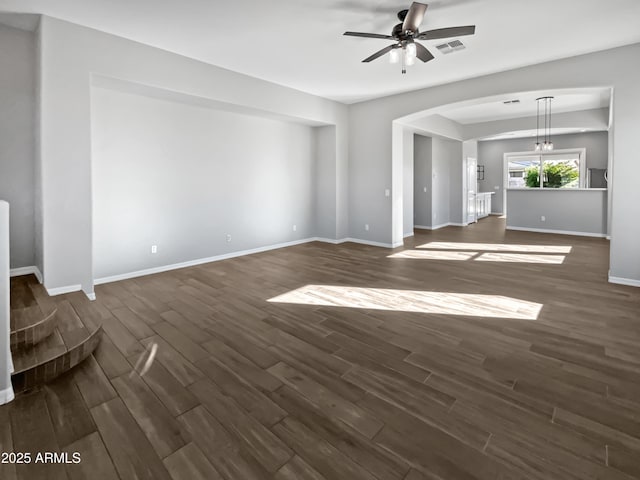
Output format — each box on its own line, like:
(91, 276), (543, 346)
(91, 85), (316, 281)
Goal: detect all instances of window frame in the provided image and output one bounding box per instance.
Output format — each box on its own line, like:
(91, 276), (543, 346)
(502, 148), (587, 216)
(504, 148), (587, 190)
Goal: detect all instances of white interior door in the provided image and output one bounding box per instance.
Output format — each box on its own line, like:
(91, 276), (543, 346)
(466, 157), (477, 224)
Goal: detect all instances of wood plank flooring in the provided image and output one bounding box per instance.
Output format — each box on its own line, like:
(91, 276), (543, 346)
(3, 216), (640, 479)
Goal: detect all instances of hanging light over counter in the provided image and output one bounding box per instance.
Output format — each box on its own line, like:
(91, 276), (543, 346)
(534, 96), (554, 151)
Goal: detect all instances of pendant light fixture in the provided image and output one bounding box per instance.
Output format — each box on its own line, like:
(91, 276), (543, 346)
(534, 96), (554, 151)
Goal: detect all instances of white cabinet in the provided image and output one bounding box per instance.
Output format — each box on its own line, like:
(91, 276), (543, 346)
(476, 192), (495, 219)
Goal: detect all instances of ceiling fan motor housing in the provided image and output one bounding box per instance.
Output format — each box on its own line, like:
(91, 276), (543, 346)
(392, 23), (417, 40)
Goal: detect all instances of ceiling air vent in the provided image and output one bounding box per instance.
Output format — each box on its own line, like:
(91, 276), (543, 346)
(503, 99), (521, 104)
(435, 40), (466, 54)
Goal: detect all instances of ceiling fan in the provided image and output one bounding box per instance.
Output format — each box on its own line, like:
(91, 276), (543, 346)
(344, 2), (476, 73)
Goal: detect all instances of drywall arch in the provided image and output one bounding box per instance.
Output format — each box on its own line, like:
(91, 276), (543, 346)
(347, 46), (637, 285)
(390, 88), (613, 247)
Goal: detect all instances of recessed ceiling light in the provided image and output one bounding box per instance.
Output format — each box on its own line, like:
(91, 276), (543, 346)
(580, 129), (587, 132)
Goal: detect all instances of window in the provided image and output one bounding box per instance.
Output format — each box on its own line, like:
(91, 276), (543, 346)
(508, 155), (539, 188)
(505, 149), (585, 190)
(540, 153), (580, 189)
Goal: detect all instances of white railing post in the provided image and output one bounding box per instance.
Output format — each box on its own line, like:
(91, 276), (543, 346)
(0, 200), (14, 404)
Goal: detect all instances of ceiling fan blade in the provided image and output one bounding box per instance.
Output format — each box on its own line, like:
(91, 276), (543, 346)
(417, 25), (476, 40)
(344, 31), (394, 40)
(402, 2), (428, 33)
(362, 45), (396, 63)
(414, 42), (434, 62)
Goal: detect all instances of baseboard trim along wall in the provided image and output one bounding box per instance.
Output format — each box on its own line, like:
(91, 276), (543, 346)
(608, 275), (640, 288)
(46, 284), (82, 296)
(314, 237), (349, 245)
(506, 226), (607, 238)
(0, 386), (15, 406)
(93, 235), (402, 286)
(95, 237), (319, 285)
(10, 266), (43, 283)
(316, 237), (398, 249)
(414, 223), (465, 230)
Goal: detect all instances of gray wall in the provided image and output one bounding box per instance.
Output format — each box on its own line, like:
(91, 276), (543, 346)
(37, 15), (348, 295)
(349, 43), (640, 284)
(448, 139), (468, 225)
(402, 129), (414, 237)
(91, 86), (316, 280)
(478, 131), (609, 214)
(315, 125), (336, 239)
(433, 137), (463, 227)
(507, 190), (607, 236)
(412, 135), (463, 229)
(0, 24), (35, 269)
(413, 135), (432, 227)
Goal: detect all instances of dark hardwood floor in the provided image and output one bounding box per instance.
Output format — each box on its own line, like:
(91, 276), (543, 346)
(2, 216), (640, 480)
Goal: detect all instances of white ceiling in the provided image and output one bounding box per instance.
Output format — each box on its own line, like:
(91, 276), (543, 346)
(439, 88), (611, 124)
(1, 0), (639, 103)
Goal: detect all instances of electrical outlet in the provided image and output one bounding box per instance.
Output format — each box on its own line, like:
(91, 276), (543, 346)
(494, 186), (500, 190)
(151, 245), (157, 254)
(292, 224), (297, 232)
(226, 234), (232, 242)
(423, 186), (427, 193)
(384, 189), (390, 197)
(541, 216), (546, 222)
(365, 224), (369, 231)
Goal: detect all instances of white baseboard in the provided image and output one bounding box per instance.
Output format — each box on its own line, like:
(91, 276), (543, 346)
(343, 237), (397, 248)
(60, 236), (403, 290)
(608, 275), (640, 288)
(489, 212), (505, 216)
(403, 232), (414, 238)
(10, 265), (43, 283)
(414, 223), (452, 231)
(0, 386), (15, 405)
(85, 292), (97, 301)
(95, 237), (320, 285)
(505, 226), (607, 238)
(46, 284), (82, 296)
(448, 222), (468, 227)
(314, 237), (348, 245)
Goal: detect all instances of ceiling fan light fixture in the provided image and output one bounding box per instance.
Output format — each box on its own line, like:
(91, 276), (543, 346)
(405, 51), (416, 66)
(406, 42), (417, 57)
(389, 48), (400, 64)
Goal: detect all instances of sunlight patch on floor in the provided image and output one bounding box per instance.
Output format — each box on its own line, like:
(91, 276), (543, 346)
(268, 285), (542, 320)
(387, 250), (477, 260)
(474, 252), (566, 264)
(416, 242), (572, 253)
